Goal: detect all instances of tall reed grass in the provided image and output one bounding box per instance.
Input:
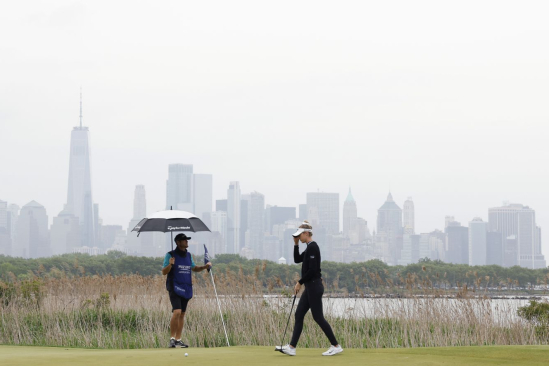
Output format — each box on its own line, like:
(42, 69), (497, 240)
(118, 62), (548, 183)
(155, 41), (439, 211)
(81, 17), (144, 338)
(0, 267), (547, 349)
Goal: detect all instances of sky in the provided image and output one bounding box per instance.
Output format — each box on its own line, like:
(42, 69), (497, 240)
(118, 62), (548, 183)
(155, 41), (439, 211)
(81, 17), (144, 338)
(1, 1), (549, 256)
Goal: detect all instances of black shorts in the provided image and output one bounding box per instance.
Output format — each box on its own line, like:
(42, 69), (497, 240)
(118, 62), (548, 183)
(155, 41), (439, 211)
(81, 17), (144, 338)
(168, 291), (191, 312)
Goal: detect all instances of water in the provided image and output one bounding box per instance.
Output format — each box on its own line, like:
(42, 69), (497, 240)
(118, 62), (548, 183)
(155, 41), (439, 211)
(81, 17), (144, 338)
(265, 296), (549, 324)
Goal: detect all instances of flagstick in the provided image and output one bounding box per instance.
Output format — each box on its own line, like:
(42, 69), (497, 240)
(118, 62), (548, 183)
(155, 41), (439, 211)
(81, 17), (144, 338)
(209, 269), (230, 347)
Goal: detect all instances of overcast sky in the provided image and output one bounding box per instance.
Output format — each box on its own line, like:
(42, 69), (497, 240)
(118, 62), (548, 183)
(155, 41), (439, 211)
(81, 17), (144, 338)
(1, 1), (549, 256)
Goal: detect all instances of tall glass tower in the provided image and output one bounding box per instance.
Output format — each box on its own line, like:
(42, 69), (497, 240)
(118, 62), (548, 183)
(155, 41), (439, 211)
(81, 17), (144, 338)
(65, 91), (95, 247)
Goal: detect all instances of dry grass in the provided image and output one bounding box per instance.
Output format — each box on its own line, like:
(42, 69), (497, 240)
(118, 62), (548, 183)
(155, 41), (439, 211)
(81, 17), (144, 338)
(0, 269), (547, 349)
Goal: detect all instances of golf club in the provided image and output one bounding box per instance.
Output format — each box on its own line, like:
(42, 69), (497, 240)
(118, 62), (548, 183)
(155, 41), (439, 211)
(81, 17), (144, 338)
(275, 294), (297, 353)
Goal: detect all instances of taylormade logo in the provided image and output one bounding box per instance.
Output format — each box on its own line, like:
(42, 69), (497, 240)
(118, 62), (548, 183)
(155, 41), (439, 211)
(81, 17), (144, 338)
(167, 226), (191, 230)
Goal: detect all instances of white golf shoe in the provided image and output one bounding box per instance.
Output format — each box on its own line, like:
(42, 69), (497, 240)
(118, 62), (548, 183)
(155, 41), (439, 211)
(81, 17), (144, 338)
(322, 345), (343, 356)
(278, 344), (296, 356)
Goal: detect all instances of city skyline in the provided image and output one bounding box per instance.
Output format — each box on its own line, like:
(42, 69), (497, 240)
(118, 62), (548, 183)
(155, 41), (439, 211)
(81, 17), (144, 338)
(2, 1), (549, 258)
(1, 120), (548, 263)
(1, 119), (546, 269)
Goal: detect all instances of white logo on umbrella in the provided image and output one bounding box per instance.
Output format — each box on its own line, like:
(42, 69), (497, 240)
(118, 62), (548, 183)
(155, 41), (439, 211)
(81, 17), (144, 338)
(167, 226), (191, 230)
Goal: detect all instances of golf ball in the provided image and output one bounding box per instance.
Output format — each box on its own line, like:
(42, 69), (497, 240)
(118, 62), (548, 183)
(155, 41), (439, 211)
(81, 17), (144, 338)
(185, 353), (188, 357)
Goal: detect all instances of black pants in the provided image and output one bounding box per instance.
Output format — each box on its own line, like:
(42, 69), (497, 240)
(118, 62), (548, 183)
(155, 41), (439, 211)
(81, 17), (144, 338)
(290, 279), (338, 347)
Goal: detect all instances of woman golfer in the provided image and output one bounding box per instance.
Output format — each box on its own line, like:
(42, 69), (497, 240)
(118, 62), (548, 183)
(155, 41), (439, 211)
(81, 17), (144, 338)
(279, 221), (343, 356)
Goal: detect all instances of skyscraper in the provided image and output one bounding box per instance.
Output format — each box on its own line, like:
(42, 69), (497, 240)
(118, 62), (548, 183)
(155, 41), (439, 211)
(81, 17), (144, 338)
(376, 192), (403, 265)
(403, 197), (415, 234)
(15, 201), (49, 258)
(248, 191), (265, 258)
(298, 204), (308, 222)
(445, 222), (468, 264)
(227, 181), (241, 254)
(216, 199), (227, 212)
(469, 218), (487, 266)
(486, 231), (503, 266)
(265, 206), (296, 234)
(165, 165), (212, 221)
(398, 234), (420, 265)
(127, 185), (148, 255)
(0, 200), (10, 256)
(240, 194), (250, 250)
(8, 204), (19, 252)
(306, 192), (339, 235)
(0, 200), (7, 229)
(65, 92), (95, 247)
(193, 174), (213, 220)
(342, 188), (357, 236)
(133, 185), (146, 219)
(488, 203), (546, 269)
(50, 209), (80, 256)
(166, 164), (194, 212)
(210, 211), (228, 252)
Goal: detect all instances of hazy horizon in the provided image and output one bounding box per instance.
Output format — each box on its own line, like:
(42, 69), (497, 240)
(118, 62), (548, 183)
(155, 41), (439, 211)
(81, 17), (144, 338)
(1, 1), (548, 257)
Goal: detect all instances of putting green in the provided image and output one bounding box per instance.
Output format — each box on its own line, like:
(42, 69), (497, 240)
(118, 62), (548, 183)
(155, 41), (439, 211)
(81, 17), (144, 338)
(1, 345), (548, 366)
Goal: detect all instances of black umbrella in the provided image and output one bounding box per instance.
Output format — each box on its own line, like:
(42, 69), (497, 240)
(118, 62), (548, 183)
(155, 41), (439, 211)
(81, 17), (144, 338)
(131, 210), (211, 250)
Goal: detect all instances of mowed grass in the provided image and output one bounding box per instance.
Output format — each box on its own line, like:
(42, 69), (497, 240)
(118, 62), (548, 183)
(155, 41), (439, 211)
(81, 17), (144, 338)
(1, 345), (548, 366)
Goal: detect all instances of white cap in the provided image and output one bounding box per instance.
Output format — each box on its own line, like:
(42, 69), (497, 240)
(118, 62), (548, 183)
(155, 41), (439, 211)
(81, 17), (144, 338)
(292, 228), (312, 237)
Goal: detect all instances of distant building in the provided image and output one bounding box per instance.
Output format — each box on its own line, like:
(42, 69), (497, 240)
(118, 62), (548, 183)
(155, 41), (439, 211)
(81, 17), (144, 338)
(15, 201), (50, 258)
(403, 197), (415, 234)
(50, 209), (80, 256)
(65, 94), (95, 247)
(376, 193), (403, 265)
(488, 203), (546, 269)
(227, 181), (241, 254)
(445, 223), (468, 264)
(0, 200), (9, 256)
(298, 204), (308, 222)
(216, 199), (227, 212)
(328, 234), (351, 263)
(429, 230), (445, 261)
(240, 194), (249, 251)
(127, 185), (157, 256)
(262, 235), (280, 262)
(486, 231), (503, 266)
(8, 204), (20, 244)
(210, 211), (228, 252)
(306, 192), (339, 235)
(399, 234), (420, 265)
(351, 217), (369, 245)
(0, 200), (7, 229)
(418, 233), (431, 260)
(342, 188), (358, 237)
(504, 235), (518, 267)
(101, 225), (125, 249)
(133, 185), (146, 218)
(166, 164), (194, 212)
(469, 218), (487, 266)
(445, 216), (456, 229)
(193, 174), (213, 220)
(248, 192), (265, 258)
(265, 206), (296, 234)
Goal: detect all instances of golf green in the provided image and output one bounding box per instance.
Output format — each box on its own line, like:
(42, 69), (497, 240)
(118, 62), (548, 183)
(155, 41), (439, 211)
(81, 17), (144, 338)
(1, 345), (548, 365)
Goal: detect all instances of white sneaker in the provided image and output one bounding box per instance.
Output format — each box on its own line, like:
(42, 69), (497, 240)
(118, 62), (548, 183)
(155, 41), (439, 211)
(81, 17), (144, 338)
(279, 344), (296, 356)
(322, 345), (343, 356)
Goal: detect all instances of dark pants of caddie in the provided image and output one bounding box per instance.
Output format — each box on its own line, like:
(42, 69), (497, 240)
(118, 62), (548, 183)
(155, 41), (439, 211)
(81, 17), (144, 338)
(290, 279), (338, 347)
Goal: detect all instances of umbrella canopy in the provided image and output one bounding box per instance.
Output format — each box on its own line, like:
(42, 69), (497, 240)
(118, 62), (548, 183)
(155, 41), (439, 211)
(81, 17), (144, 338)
(131, 210), (211, 235)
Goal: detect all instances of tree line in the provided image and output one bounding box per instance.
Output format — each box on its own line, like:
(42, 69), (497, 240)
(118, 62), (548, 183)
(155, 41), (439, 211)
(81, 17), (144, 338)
(1, 252), (548, 292)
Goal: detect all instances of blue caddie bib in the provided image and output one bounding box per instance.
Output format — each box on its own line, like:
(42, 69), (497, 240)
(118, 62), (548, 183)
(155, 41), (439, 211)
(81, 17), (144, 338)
(167, 250), (193, 299)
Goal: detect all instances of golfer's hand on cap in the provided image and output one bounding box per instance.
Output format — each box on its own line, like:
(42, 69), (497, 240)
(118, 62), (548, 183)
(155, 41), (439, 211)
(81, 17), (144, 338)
(294, 282), (301, 295)
(293, 236), (299, 245)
